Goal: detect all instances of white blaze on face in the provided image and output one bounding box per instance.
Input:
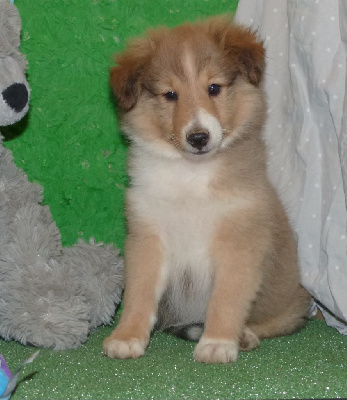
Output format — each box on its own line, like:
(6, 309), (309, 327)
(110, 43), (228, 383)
(183, 108), (223, 155)
(182, 47), (196, 83)
(180, 50), (224, 155)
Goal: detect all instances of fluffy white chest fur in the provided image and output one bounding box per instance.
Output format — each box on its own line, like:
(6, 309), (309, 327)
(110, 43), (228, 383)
(128, 149), (247, 323)
(129, 150), (228, 261)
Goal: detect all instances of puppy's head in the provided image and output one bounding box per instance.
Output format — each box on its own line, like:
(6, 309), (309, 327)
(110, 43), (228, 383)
(110, 16), (266, 159)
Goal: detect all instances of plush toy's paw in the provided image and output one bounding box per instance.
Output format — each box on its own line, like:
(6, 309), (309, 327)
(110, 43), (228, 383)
(193, 338), (238, 364)
(103, 337), (147, 359)
(239, 327), (260, 351)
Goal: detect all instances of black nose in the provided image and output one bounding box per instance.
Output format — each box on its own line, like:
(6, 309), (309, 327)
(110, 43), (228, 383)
(186, 131), (210, 150)
(2, 83), (29, 113)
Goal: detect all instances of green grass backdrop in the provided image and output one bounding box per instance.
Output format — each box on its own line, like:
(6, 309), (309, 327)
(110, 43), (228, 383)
(5, 0), (239, 251)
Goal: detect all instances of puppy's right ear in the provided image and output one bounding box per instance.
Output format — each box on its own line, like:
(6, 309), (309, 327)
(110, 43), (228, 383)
(110, 38), (153, 111)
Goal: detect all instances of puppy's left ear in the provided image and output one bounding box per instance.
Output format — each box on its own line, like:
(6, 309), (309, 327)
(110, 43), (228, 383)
(229, 28), (265, 86)
(208, 17), (265, 86)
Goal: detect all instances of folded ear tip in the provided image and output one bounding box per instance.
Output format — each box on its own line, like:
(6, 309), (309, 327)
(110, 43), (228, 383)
(109, 35), (156, 111)
(109, 60), (139, 111)
(223, 24), (266, 86)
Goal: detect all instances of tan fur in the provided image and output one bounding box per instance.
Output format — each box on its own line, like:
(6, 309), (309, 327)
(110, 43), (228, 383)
(103, 15), (311, 364)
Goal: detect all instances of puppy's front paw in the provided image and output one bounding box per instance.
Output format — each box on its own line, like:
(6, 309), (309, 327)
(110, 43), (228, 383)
(193, 338), (238, 364)
(103, 337), (147, 359)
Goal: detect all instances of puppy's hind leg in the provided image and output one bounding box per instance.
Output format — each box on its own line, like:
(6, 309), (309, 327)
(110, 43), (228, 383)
(103, 232), (164, 359)
(248, 286), (311, 342)
(239, 326), (260, 352)
(240, 287), (311, 352)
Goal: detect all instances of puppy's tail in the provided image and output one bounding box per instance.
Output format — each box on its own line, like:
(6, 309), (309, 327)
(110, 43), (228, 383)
(165, 323), (204, 342)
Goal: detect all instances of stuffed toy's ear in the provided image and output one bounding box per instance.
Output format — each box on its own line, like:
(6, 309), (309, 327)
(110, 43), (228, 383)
(110, 37), (154, 111)
(207, 16), (265, 86)
(0, 56), (30, 126)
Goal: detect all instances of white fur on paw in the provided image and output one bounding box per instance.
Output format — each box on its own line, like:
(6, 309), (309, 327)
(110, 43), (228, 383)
(193, 338), (238, 364)
(103, 338), (146, 359)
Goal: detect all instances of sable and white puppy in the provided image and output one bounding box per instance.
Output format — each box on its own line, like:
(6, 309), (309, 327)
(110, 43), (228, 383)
(103, 16), (311, 364)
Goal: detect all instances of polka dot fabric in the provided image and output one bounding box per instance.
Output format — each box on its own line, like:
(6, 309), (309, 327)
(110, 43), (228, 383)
(235, 1), (347, 333)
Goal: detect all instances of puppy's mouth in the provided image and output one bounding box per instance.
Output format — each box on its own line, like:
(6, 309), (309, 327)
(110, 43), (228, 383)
(190, 149), (210, 156)
(184, 146), (218, 160)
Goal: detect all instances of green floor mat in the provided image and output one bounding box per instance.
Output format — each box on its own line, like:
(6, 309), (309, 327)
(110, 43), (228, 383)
(1, 319), (347, 399)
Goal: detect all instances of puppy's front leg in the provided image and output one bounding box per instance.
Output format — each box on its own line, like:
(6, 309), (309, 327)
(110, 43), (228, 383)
(193, 223), (264, 364)
(103, 232), (163, 359)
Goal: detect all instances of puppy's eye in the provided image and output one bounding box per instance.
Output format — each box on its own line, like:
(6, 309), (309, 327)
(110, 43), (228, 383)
(164, 91), (178, 101)
(208, 84), (221, 96)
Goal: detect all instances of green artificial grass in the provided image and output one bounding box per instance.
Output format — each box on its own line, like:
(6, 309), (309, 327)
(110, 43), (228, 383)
(2, 0), (347, 399)
(1, 319), (347, 399)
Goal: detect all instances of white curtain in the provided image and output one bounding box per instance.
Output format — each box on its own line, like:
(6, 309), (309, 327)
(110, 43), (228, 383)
(235, 0), (347, 334)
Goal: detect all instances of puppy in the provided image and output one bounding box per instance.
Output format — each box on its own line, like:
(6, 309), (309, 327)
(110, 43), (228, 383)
(103, 16), (311, 364)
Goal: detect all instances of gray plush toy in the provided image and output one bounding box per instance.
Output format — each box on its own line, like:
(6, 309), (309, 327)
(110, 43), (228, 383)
(0, 0), (124, 350)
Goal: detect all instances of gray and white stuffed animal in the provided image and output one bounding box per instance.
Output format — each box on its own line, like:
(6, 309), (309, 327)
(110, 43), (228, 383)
(0, 0), (124, 350)
(0, 0), (29, 125)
